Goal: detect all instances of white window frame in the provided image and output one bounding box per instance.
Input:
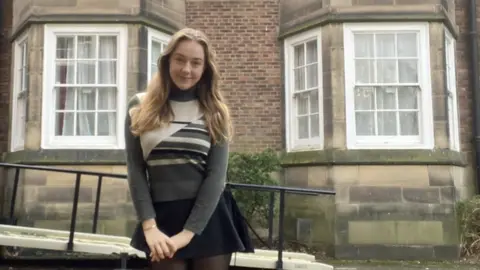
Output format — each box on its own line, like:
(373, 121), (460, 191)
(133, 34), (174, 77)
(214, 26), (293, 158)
(11, 33), (28, 152)
(147, 27), (170, 81)
(284, 28), (324, 152)
(343, 22), (434, 149)
(41, 24), (128, 149)
(445, 29), (460, 151)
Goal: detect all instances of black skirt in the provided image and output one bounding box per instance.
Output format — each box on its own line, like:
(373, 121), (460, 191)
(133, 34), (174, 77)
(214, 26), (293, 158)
(130, 188), (255, 260)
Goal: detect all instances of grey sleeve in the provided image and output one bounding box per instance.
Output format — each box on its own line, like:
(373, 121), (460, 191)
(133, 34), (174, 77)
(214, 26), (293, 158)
(124, 98), (156, 222)
(183, 141), (229, 234)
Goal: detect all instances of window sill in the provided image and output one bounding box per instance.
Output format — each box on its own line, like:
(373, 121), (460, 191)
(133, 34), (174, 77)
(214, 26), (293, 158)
(3, 149), (126, 165)
(280, 149), (467, 167)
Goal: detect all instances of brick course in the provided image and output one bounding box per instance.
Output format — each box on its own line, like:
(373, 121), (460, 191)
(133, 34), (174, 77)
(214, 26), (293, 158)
(455, 0), (476, 159)
(0, 0), (12, 154)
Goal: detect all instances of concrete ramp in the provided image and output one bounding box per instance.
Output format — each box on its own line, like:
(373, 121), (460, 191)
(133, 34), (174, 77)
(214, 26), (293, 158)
(0, 224), (334, 270)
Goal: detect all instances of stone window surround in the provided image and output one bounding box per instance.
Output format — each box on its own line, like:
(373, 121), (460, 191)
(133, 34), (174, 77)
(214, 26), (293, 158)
(10, 32), (28, 152)
(283, 27), (324, 152)
(444, 28), (460, 152)
(343, 22), (434, 150)
(147, 27), (170, 81)
(41, 24), (129, 150)
(283, 22), (460, 153)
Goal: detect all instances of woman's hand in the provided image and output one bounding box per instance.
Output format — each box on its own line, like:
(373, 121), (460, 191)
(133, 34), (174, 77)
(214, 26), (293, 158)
(143, 221), (176, 262)
(170, 229), (195, 250)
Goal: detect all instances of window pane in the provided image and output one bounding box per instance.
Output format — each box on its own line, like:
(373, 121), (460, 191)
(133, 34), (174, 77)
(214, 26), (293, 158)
(56, 37), (74, 59)
(355, 112), (375, 135)
(98, 88), (117, 110)
(77, 88), (96, 111)
(294, 44), (304, 67)
(55, 61), (75, 84)
(376, 34), (395, 57)
(99, 36), (117, 59)
(77, 36), (95, 59)
(294, 68), (305, 90)
(376, 60), (397, 83)
(98, 61), (116, 84)
(306, 64), (318, 88)
(354, 34), (374, 58)
(355, 60), (374, 83)
(55, 87), (76, 110)
(398, 86), (419, 109)
(400, 112), (419, 135)
(98, 112), (116, 136)
(376, 87), (396, 110)
(377, 111), (397, 135)
(76, 112), (95, 135)
(55, 112), (75, 136)
(398, 60), (418, 83)
(298, 116), (309, 139)
(306, 40), (317, 64)
(354, 87), (375, 110)
(310, 114), (320, 137)
(297, 92), (308, 115)
(77, 61), (96, 84)
(152, 41), (163, 64)
(310, 90), (319, 113)
(397, 33), (417, 57)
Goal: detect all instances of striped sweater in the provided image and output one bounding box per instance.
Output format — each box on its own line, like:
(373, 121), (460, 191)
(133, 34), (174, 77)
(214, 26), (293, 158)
(124, 87), (228, 235)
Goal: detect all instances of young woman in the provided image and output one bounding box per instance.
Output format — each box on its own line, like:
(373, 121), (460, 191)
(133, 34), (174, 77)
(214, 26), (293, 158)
(124, 28), (254, 270)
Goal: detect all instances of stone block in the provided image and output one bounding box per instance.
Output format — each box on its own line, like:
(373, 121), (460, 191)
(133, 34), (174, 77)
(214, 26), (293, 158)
(348, 221), (397, 244)
(428, 165), (453, 186)
(37, 186), (93, 203)
(396, 221), (444, 245)
(330, 166), (358, 185)
(357, 165), (429, 187)
(440, 186), (456, 203)
(307, 166), (330, 187)
(403, 187), (440, 204)
(284, 167), (308, 187)
(349, 186), (402, 203)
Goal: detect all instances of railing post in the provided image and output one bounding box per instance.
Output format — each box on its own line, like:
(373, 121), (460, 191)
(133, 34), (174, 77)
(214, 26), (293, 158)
(8, 168), (20, 224)
(68, 173), (82, 251)
(92, 175), (103, 233)
(268, 191), (275, 247)
(276, 189), (285, 270)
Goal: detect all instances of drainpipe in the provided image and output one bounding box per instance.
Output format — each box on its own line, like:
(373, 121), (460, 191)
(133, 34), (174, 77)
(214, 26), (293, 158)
(468, 0), (480, 194)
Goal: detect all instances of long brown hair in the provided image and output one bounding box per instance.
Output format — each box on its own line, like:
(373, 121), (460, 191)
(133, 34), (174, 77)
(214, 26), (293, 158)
(129, 28), (232, 144)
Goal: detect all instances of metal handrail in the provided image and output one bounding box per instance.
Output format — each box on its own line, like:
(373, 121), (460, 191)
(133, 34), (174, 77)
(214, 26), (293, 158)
(0, 162), (335, 270)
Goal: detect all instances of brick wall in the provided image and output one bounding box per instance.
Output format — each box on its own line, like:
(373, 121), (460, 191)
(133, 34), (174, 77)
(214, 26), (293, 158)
(454, 0), (475, 159)
(0, 0), (12, 155)
(186, 0), (282, 152)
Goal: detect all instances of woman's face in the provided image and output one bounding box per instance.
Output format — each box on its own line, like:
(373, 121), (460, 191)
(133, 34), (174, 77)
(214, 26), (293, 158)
(169, 39), (206, 90)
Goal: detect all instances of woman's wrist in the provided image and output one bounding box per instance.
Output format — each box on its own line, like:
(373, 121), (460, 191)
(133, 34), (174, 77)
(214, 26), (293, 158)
(142, 218), (157, 231)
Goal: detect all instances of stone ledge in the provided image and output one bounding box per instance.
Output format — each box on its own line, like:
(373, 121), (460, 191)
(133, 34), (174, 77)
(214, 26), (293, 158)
(281, 149), (467, 167)
(9, 13), (183, 41)
(2, 150), (126, 165)
(279, 4), (458, 39)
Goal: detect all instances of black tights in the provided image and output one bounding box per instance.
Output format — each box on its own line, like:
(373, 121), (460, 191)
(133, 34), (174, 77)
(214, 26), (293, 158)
(149, 254), (232, 270)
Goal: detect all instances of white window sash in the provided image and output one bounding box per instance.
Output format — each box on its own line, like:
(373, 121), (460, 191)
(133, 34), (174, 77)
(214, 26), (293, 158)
(147, 28), (170, 81)
(284, 28), (324, 152)
(42, 24), (128, 149)
(445, 29), (460, 151)
(11, 35), (28, 152)
(343, 23), (434, 149)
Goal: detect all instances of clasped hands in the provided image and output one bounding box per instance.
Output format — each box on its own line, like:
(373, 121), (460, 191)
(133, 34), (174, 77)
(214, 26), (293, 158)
(143, 224), (194, 262)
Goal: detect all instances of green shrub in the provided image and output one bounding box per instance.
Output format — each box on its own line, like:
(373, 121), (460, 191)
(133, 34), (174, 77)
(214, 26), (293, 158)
(456, 195), (480, 257)
(227, 149), (281, 227)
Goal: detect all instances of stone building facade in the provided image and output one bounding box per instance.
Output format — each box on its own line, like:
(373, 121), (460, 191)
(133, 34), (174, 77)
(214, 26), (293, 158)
(0, 0), (479, 261)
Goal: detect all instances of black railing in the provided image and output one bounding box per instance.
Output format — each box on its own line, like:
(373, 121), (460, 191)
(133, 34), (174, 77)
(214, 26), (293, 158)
(0, 162), (335, 270)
